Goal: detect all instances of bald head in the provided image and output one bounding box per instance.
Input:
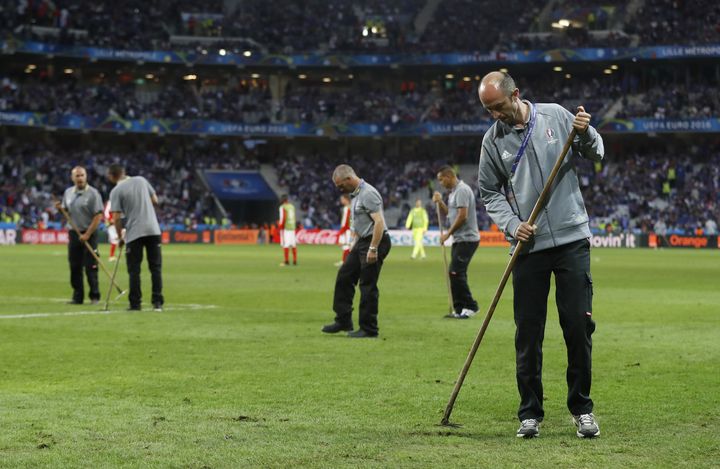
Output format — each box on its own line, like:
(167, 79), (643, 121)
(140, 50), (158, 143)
(332, 164), (361, 194)
(332, 164), (356, 180)
(71, 166), (87, 189)
(478, 71), (516, 105)
(478, 71), (525, 126)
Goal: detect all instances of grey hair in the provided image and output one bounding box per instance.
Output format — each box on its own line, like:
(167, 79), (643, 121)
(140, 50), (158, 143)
(480, 71), (516, 97)
(498, 72), (516, 96)
(332, 164), (356, 180)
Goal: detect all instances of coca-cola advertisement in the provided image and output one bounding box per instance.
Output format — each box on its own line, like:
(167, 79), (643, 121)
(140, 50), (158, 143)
(296, 229), (339, 245)
(21, 229), (69, 245)
(296, 229), (511, 247)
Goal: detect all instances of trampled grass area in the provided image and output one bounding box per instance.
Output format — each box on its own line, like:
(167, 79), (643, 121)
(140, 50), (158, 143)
(0, 244), (718, 468)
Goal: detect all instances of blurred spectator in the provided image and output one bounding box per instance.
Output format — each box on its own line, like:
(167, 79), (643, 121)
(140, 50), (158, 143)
(0, 137), (257, 229)
(1, 0), (716, 55)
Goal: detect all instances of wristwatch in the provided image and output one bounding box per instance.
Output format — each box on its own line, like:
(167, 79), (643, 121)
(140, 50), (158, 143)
(368, 246), (378, 252)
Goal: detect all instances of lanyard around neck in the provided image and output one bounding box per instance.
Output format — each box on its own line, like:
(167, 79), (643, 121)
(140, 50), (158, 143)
(510, 103), (537, 177)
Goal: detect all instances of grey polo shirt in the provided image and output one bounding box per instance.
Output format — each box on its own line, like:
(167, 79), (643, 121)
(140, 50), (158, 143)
(61, 185), (104, 231)
(448, 180), (480, 243)
(109, 176), (161, 244)
(350, 180), (387, 239)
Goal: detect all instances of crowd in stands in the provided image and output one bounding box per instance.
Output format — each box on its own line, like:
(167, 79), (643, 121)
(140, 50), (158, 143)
(0, 138), (259, 230)
(0, 0), (418, 53)
(273, 151), (445, 229)
(421, 0), (546, 53)
(0, 75), (273, 123)
(628, 0), (720, 46)
(270, 139), (720, 237)
(1, 132), (717, 237)
(616, 81), (720, 120)
(1, 0), (718, 55)
(282, 80), (490, 125)
(0, 0), (220, 50)
(11, 69), (715, 126)
(577, 142), (720, 236)
(1, 0), (718, 241)
(213, 0), (422, 53)
(506, 28), (633, 51)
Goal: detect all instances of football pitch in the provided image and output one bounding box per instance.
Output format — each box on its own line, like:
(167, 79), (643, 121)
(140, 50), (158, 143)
(0, 244), (718, 468)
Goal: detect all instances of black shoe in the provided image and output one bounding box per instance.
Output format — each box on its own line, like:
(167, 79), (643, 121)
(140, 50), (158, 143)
(152, 303), (163, 312)
(347, 329), (378, 338)
(322, 322), (353, 333)
(127, 305), (141, 311)
(66, 300), (83, 305)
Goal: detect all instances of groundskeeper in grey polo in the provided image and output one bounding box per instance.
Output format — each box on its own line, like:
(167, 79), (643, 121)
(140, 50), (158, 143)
(60, 168), (104, 304)
(108, 165), (164, 312)
(109, 177), (161, 244)
(448, 180), (480, 243)
(350, 181), (387, 239)
(322, 165), (392, 338)
(476, 70), (604, 439)
(63, 185), (104, 233)
(433, 166), (482, 319)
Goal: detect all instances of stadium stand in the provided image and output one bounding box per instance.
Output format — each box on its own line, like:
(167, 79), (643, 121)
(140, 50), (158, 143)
(4, 65), (717, 125)
(0, 137), (259, 229)
(0, 0), (718, 239)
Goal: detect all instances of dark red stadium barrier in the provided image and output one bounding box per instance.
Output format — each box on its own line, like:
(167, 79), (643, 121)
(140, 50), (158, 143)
(20, 229), (69, 245)
(214, 229), (259, 245)
(162, 230), (214, 244)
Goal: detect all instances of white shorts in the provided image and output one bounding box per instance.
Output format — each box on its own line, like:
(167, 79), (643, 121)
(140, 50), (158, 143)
(281, 230), (296, 248)
(108, 225), (119, 244)
(339, 232), (351, 249)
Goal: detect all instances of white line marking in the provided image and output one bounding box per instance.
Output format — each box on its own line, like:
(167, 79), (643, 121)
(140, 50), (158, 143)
(3, 297), (70, 303)
(0, 304), (218, 319)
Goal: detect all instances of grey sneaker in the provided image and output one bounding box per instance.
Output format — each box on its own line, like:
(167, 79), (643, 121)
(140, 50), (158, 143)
(573, 413), (600, 438)
(516, 419), (540, 438)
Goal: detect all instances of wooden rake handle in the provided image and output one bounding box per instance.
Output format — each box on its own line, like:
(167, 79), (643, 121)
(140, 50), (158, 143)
(436, 202), (454, 314)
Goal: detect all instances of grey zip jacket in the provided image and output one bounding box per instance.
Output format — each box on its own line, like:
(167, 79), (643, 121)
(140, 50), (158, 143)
(477, 102), (604, 254)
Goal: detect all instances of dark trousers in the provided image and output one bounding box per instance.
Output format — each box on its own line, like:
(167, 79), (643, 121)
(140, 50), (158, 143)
(125, 235), (164, 308)
(450, 241), (479, 314)
(68, 230), (100, 302)
(512, 238), (595, 421)
(332, 233), (391, 335)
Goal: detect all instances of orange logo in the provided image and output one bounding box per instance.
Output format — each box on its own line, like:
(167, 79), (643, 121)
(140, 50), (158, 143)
(668, 235), (708, 248)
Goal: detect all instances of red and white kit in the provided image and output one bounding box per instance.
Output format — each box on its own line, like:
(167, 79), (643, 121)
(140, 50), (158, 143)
(104, 201), (119, 259)
(278, 206), (296, 248)
(338, 204), (351, 261)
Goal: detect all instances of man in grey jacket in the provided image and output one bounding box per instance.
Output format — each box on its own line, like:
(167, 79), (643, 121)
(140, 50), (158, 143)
(477, 71), (604, 439)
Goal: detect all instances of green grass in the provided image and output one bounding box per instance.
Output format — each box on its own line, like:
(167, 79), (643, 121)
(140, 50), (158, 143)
(0, 244), (718, 468)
